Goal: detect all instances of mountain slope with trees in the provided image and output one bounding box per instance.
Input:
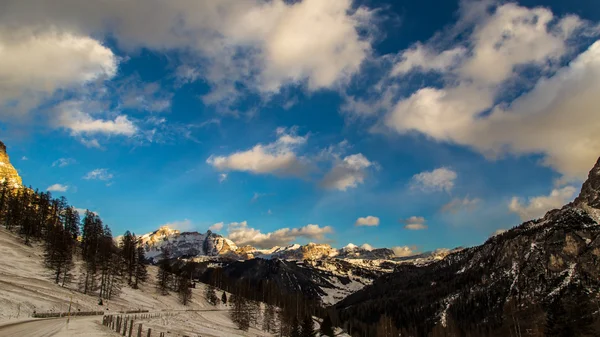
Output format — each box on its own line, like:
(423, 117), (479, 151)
(333, 157), (600, 336)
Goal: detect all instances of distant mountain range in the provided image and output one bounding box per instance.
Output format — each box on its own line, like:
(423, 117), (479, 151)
(137, 221), (457, 305)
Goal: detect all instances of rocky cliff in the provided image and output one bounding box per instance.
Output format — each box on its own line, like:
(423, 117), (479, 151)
(0, 141), (22, 188)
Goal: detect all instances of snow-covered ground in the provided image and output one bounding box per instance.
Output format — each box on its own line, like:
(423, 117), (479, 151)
(0, 228), (272, 336)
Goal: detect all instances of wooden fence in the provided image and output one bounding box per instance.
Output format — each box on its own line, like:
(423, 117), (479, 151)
(102, 312), (187, 337)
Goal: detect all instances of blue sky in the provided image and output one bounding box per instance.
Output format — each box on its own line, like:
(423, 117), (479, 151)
(2, 0), (600, 254)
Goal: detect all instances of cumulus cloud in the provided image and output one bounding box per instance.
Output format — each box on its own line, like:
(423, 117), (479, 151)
(83, 168), (113, 181)
(360, 243), (374, 251)
(320, 153), (374, 191)
(47, 184), (69, 192)
(392, 246), (417, 257)
(509, 186), (577, 221)
(161, 219), (195, 232)
(2, 0), (374, 110)
(226, 221), (333, 248)
(441, 196), (481, 213)
(382, 2), (600, 180)
(218, 173), (228, 183)
(400, 216), (428, 230)
(411, 167), (457, 193)
(354, 216), (380, 227)
(55, 101), (137, 136)
(52, 158), (77, 168)
(0, 27), (117, 115)
(209, 222), (224, 232)
(207, 127), (311, 177)
(392, 43), (466, 76)
(74, 208), (98, 216)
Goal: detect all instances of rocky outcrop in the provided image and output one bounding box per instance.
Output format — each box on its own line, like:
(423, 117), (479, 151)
(0, 141), (22, 188)
(572, 156), (600, 209)
(140, 226), (238, 262)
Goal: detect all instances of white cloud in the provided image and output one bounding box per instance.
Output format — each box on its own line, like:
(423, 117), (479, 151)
(83, 168), (113, 181)
(2, 0), (374, 109)
(441, 196), (481, 213)
(52, 158), (77, 168)
(218, 173), (228, 183)
(492, 229), (507, 237)
(209, 222), (224, 232)
(207, 127), (311, 177)
(74, 208), (98, 216)
(400, 216), (428, 230)
(0, 27), (117, 114)
(354, 215), (380, 227)
(226, 221), (333, 249)
(392, 43), (466, 76)
(46, 183), (68, 192)
(55, 101), (137, 136)
(509, 186), (577, 221)
(383, 2), (600, 180)
(360, 243), (374, 251)
(411, 167), (457, 193)
(161, 219), (195, 232)
(392, 246), (416, 257)
(320, 153), (374, 191)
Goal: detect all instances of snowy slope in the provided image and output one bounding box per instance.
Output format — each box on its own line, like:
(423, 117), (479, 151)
(0, 228), (272, 337)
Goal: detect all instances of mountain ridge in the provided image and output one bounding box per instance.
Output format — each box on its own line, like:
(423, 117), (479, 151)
(333, 156), (600, 335)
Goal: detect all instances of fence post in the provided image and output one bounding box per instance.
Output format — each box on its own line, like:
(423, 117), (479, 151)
(147, 328), (152, 337)
(137, 323), (143, 337)
(129, 320), (134, 337)
(122, 319), (128, 336)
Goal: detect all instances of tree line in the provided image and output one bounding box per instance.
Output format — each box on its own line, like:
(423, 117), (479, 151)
(0, 182), (148, 301)
(1, 181), (337, 335)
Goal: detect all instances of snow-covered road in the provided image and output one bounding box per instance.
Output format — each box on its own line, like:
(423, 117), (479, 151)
(0, 316), (113, 337)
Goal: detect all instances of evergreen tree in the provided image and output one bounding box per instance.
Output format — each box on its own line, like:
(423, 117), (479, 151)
(301, 315), (316, 337)
(205, 284), (219, 306)
(290, 317), (302, 337)
(133, 240), (148, 289)
(221, 291), (227, 305)
(230, 292), (251, 331)
(320, 315), (334, 337)
(156, 247), (171, 295)
(262, 303), (277, 333)
(120, 230), (136, 285)
(177, 274), (192, 305)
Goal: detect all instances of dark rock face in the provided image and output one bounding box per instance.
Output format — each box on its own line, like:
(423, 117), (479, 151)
(572, 157), (600, 208)
(334, 156), (600, 334)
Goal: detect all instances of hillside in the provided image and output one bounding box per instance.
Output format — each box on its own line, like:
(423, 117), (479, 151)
(0, 227), (273, 337)
(333, 157), (600, 336)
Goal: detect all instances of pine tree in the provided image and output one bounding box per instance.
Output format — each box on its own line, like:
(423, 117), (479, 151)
(290, 317), (302, 337)
(177, 274), (192, 305)
(156, 247), (171, 295)
(133, 241), (148, 289)
(120, 231), (136, 285)
(230, 292), (251, 331)
(205, 284), (219, 306)
(262, 303), (277, 333)
(320, 315), (334, 337)
(301, 315), (316, 337)
(221, 291), (227, 305)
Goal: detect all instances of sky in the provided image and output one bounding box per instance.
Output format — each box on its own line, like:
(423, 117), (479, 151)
(1, 0), (600, 255)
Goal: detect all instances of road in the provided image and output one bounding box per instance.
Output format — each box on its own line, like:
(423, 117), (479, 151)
(0, 316), (113, 337)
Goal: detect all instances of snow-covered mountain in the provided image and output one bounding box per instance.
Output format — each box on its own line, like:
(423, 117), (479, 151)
(334, 156), (600, 333)
(140, 226), (238, 262)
